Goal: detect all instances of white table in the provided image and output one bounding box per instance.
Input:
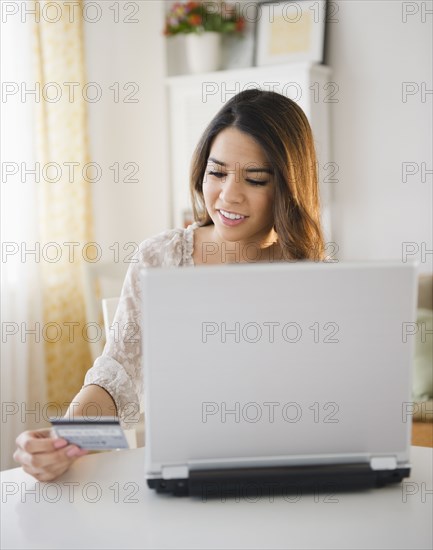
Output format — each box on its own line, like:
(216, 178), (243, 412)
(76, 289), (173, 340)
(1, 446), (432, 550)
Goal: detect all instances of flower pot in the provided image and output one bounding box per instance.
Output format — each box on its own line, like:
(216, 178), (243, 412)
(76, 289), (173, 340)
(185, 32), (222, 74)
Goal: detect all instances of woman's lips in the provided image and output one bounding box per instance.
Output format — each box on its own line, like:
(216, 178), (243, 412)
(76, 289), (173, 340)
(217, 210), (248, 227)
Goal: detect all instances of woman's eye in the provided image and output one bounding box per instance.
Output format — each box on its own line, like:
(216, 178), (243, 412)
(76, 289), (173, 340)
(247, 179), (268, 186)
(207, 171), (268, 186)
(208, 171), (225, 179)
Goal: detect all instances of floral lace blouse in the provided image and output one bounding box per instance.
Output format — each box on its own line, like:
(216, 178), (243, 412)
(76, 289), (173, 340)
(82, 222), (201, 427)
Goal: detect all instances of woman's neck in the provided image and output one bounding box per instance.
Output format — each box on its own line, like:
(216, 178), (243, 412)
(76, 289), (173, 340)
(207, 225), (282, 264)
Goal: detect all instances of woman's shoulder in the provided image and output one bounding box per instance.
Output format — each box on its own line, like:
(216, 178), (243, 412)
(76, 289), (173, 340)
(136, 222), (201, 267)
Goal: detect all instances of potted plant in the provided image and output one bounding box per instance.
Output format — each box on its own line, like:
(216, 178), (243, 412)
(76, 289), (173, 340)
(163, 1), (246, 74)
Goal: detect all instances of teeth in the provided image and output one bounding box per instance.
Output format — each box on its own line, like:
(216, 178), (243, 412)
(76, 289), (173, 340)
(220, 209), (244, 220)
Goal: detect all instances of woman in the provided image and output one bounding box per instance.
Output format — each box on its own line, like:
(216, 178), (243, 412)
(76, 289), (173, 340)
(13, 89), (325, 481)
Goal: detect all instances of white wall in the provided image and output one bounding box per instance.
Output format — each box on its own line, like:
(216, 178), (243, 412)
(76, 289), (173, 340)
(326, 0), (432, 273)
(84, 0), (170, 285)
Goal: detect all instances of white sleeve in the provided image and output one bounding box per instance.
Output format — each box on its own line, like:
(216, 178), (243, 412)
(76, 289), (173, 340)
(82, 228), (185, 428)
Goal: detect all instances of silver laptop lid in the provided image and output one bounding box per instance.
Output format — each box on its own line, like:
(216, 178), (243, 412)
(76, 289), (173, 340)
(142, 262), (418, 479)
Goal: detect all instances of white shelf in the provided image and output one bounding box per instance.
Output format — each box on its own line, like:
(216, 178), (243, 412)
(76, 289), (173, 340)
(165, 62), (331, 86)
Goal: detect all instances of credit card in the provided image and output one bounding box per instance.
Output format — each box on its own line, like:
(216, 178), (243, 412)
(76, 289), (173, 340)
(50, 417), (129, 450)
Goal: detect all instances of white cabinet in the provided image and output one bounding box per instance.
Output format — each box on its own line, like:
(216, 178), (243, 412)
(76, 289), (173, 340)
(166, 62), (333, 239)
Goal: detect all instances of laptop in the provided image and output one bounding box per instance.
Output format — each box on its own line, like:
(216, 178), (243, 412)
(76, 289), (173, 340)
(141, 261), (418, 497)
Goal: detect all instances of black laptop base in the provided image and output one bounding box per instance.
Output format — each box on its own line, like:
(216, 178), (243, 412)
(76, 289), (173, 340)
(147, 463), (411, 497)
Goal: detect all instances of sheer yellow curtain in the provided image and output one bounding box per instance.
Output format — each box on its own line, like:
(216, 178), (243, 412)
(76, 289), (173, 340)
(33, 0), (95, 408)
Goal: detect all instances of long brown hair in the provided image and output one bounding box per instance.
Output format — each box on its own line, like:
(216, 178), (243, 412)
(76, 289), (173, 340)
(190, 89), (325, 260)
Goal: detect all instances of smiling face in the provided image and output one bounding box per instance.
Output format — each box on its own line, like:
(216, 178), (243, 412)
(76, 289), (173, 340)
(202, 127), (277, 249)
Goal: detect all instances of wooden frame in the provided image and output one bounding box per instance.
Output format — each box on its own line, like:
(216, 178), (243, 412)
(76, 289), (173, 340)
(254, 0), (327, 66)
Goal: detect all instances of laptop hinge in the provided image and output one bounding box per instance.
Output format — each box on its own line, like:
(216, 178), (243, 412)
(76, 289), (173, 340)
(370, 456), (397, 470)
(148, 462), (411, 496)
(162, 465), (189, 479)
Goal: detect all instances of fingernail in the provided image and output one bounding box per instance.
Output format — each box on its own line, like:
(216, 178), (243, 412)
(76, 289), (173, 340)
(54, 439), (67, 448)
(66, 446), (80, 457)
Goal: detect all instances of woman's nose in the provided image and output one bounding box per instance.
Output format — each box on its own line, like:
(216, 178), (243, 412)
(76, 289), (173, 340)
(219, 173), (244, 204)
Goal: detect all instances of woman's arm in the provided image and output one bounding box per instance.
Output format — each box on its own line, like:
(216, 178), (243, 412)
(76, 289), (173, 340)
(65, 384), (117, 418)
(14, 229), (183, 480)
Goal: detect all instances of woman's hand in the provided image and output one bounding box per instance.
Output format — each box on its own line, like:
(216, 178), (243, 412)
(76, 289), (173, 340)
(13, 428), (88, 482)
(13, 386), (117, 481)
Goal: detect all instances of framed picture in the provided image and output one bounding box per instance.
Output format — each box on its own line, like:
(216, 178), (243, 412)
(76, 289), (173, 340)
(254, 0), (327, 66)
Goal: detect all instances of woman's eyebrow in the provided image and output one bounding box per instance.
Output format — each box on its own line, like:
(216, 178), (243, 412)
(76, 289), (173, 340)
(207, 157), (273, 174)
(207, 156), (226, 166)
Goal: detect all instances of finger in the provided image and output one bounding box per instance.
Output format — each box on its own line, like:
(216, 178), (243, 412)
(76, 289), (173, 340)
(21, 465), (62, 482)
(28, 444), (88, 469)
(14, 440), (88, 472)
(15, 431), (68, 454)
(14, 445), (73, 472)
(41, 458), (80, 480)
(13, 449), (43, 472)
(14, 448), (55, 472)
(18, 447), (77, 476)
(31, 450), (88, 481)
(22, 464), (42, 477)
(64, 445), (89, 459)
